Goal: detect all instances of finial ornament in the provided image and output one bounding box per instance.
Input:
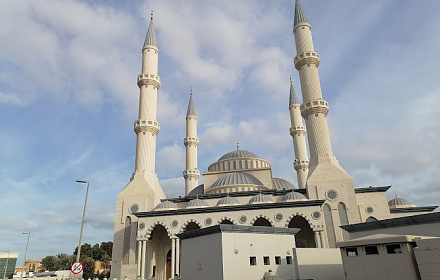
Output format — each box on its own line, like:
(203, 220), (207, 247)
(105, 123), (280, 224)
(190, 87), (193, 96)
(290, 75), (292, 84)
(237, 140), (240, 150)
(151, 10), (153, 20)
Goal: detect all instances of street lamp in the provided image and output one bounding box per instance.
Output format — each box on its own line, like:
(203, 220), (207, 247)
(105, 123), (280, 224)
(22, 232), (30, 279)
(75, 179), (89, 263)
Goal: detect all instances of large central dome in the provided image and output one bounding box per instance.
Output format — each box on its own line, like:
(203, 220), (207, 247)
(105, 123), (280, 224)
(218, 149), (259, 161)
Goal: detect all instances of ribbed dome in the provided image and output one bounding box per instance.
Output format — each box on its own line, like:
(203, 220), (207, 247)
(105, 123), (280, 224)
(154, 200), (178, 211)
(188, 184), (205, 196)
(218, 149), (259, 161)
(216, 196), (241, 206)
(281, 191), (307, 201)
(210, 172), (264, 190)
(272, 178), (296, 190)
(388, 197), (414, 207)
(249, 193), (273, 204)
(187, 198), (209, 208)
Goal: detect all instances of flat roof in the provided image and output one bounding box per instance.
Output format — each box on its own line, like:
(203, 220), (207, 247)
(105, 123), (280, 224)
(341, 212), (440, 233)
(336, 234), (434, 247)
(176, 224), (300, 240)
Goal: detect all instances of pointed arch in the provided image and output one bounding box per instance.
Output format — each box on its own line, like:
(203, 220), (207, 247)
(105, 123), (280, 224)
(338, 202), (350, 241)
(287, 215), (315, 248)
(218, 217), (235, 225)
(180, 219), (202, 233)
(250, 214), (274, 227)
(323, 203), (336, 248)
(145, 221), (172, 238)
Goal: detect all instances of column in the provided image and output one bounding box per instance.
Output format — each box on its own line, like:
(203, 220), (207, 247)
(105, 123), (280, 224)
(175, 238), (180, 276)
(171, 238), (176, 277)
(137, 240), (142, 277)
(141, 240), (147, 279)
(314, 231), (322, 248)
(319, 231), (327, 248)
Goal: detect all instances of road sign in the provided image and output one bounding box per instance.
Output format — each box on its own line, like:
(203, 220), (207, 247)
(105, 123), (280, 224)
(71, 262), (83, 274)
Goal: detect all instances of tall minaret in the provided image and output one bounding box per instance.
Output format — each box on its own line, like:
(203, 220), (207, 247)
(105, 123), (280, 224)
(293, 0), (361, 246)
(111, 14), (166, 280)
(289, 78), (309, 189)
(134, 12), (161, 177)
(183, 89), (200, 195)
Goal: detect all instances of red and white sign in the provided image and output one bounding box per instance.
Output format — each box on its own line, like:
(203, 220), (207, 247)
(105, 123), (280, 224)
(71, 262), (83, 274)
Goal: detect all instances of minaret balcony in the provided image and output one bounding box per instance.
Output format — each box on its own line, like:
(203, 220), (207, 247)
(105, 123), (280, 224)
(137, 73), (161, 89)
(300, 99), (329, 118)
(183, 169), (200, 178)
(134, 119), (160, 134)
(290, 126), (306, 136)
(294, 51), (320, 70)
(294, 160), (309, 170)
(184, 137), (199, 146)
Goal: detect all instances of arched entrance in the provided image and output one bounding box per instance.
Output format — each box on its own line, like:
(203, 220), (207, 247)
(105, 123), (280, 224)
(288, 216), (316, 248)
(150, 224), (171, 280)
(220, 219), (233, 225)
(253, 217), (272, 227)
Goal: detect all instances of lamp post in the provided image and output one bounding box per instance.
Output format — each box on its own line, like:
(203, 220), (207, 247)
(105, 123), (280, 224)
(75, 179), (89, 263)
(22, 232), (30, 279)
(3, 251), (9, 279)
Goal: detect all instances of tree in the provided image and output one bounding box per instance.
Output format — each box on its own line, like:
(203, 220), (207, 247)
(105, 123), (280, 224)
(41, 256), (57, 271)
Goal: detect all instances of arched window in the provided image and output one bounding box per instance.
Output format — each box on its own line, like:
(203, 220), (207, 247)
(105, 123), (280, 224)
(185, 222), (201, 232)
(338, 202), (350, 241)
(366, 216), (378, 223)
(323, 204), (336, 248)
(220, 219), (233, 225)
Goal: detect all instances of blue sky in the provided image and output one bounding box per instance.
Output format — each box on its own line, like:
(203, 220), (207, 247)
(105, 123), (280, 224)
(1, 0), (439, 264)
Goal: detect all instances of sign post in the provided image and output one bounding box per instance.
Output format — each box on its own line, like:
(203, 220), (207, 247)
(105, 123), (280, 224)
(71, 262), (83, 275)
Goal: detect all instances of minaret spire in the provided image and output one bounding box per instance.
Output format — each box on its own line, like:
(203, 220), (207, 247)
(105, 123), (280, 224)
(294, 0), (308, 26)
(184, 89), (200, 195)
(289, 78), (309, 189)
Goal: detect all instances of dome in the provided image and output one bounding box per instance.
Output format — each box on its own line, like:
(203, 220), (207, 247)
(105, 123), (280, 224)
(388, 197), (415, 208)
(216, 196), (241, 206)
(272, 178), (296, 190)
(210, 172), (264, 190)
(249, 193), (273, 204)
(218, 149), (259, 161)
(154, 200), (178, 211)
(281, 191), (307, 202)
(187, 198), (209, 208)
(187, 184), (205, 196)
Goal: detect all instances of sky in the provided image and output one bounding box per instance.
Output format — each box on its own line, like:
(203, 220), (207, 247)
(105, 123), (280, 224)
(1, 0), (439, 264)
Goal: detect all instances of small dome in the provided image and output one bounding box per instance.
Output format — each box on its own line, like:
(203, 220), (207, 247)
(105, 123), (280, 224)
(388, 197), (415, 208)
(218, 149), (259, 161)
(272, 178), (296, 190)
(188, 184), (205, 196)
(210, 172), (264, 190)
(281, 191), (307, 202)
(249, 193), (273, 204)
(154, 200), (178, 211)
(216, 196), (241, 206)
(187, 198), (209, 208)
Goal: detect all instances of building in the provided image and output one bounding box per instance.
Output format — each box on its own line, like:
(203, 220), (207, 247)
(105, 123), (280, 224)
(337, 234), (440, 280)
(110, 1), (437, 280)
(0, 252), (18, 279)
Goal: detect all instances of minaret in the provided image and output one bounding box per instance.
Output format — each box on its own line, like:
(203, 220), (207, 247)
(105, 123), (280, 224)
(289, 78), (309, 189)
(292, 0), (361, 246)
(111, 14), (166, 280)
(183, 89), (200, 195)
(134, 12), (161, 177)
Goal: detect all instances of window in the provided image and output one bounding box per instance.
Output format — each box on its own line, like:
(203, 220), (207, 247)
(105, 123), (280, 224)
(286, 256), (292, 264)
(365, 245), (379, 255)
(386, 244), (402, 254)
(263, 256), (270, 265)
(250, 256), (257, 266)
(346, 247), (358, 257)
(275, 256), (281, 265)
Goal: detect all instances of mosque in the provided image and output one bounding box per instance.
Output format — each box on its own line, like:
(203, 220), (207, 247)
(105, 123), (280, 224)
(110, 1), (437, 279)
